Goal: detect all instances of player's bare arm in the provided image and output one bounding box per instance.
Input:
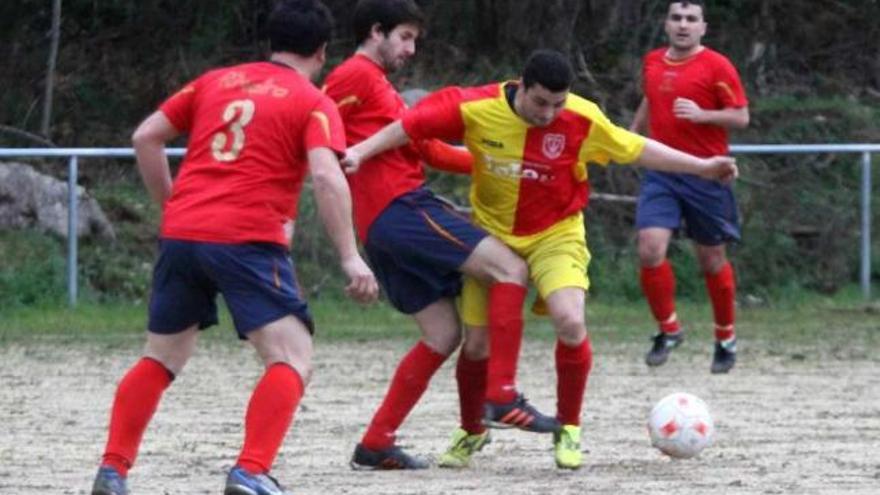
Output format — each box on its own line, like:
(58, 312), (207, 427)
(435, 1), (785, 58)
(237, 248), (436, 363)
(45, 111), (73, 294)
(308, 147), (379, 303)
(132, 111), (180, 205)
(630, 97), (650, 134)
(341, 120), (411, 173)
(673, 97), (750, 128)
(636, 139), (738, 183)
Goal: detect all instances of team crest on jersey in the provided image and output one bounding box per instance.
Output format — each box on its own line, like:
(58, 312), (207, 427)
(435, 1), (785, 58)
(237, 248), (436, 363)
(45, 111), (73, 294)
(542, 133), (566, 159)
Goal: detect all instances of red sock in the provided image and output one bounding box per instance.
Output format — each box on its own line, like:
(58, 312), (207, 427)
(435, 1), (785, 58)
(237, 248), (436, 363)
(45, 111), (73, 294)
(361, 341), (447, 450)
(236, 363), (305, 474)
(455, 353), (488, 435)
(640, 260), (680, 334)
(705, 262), (736, 342)
(101, 357), (173, 477)
(555, 337), (593, 426)
(486, 283), (527, 404)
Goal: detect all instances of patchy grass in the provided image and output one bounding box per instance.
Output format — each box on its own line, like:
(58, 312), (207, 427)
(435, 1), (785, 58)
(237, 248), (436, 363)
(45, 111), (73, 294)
(2, 289), (876, 353)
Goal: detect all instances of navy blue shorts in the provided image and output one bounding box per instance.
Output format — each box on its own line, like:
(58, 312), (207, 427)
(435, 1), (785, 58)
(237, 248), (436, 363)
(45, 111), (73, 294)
(365, 189), (488, 314)
(148, 239), (313, 338)
(636, 171), (740, 246)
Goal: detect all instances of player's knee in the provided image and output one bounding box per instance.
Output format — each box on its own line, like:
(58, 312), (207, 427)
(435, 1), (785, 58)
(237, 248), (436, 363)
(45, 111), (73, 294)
(469, 238), (528, 285)
(264, 350), (313, 382)
(552, 312), (586, 345)
(422, 324), (462, 356)
(462, 327), (489, 360)
(638, 243), (666, 266)
(638, 232), (669, 266)
(463, 345), (489, 360)
(696, 250), (727, 274)
(490, 251), (528, 285)
(254, 338), (314, 384)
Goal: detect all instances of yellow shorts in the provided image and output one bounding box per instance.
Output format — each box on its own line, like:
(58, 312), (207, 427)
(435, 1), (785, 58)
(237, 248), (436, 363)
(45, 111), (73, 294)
(460, 215), (591, 327)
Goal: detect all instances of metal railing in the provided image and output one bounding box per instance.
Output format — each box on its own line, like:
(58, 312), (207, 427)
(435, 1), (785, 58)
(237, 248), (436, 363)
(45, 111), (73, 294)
(0, 148), (183, 306)
(729, 144), (878, 301)
(0, 144), (877, 306)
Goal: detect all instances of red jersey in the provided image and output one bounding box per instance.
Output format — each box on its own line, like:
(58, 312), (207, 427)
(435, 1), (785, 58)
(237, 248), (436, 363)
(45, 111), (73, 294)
(642, 47), (748, 157)
(322, 54), (427, 241)
(158, 62), (345, 247)
(403, 83), (645, 237)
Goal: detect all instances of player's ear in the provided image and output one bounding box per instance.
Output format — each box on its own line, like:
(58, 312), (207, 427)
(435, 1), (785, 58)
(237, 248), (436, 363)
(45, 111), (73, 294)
(316, 43), (328, 65)
(370, 22), (384, 40)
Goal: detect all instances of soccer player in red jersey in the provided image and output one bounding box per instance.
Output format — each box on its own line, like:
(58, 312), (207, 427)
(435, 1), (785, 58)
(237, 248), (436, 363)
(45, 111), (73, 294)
(343, 49), (737, 469)
(324, 0), (553, 471)
(630, 1), (749, 374)
(89, 2), (378, 494)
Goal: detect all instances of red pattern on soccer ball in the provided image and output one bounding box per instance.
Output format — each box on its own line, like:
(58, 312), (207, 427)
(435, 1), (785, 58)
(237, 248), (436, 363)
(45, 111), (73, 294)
(660, 420), (679, 437)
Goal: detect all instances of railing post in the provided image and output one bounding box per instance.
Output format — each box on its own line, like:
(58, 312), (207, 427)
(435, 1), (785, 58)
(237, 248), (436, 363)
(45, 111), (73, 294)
(67, 155), (78, 307)
(861, 152), (872, 300)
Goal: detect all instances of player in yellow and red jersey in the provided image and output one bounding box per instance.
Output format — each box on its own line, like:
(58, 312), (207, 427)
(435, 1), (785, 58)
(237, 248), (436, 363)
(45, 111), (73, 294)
(631, 1), (749, 374)
(90, 2), (377, 494)
(343, 49), (738, 469)
(324, 0), (554, 471)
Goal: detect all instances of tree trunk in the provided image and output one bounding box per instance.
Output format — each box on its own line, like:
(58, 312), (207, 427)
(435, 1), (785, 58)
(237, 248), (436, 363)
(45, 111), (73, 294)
(749, 0), (776, 96)
(40, 0), (62, 138)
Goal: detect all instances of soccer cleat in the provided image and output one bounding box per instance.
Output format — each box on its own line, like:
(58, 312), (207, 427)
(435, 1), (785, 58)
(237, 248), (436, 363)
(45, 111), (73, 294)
(553, 424), (583, 469)
(224, 466), (291, 495)
(437, 427), (491, 468)
(645, 331), (684, 367)
(91, 466), (129, 495)
(349, 443), (429, 470)
(711, 338), (737, 374)
(484, 393), (561, 433)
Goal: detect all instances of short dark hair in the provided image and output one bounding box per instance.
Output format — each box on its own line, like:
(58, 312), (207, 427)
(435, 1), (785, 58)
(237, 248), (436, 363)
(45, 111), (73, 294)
(521, 50), (574, 92)
(353, 0), (425, 44)
(268, 0), (334, 56)
(671, 1), (706, 16)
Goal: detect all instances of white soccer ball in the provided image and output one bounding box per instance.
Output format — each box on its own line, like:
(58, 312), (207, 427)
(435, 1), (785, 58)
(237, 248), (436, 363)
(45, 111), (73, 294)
(648, 392), (715, 459)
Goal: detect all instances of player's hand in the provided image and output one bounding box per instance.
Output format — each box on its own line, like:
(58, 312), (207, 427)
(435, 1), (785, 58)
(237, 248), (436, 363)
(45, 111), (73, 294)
(340, 147), (364, 175)
(340, 255), (379, 304)
(700, 156), (738, 184)
(673, 97), (706, 123)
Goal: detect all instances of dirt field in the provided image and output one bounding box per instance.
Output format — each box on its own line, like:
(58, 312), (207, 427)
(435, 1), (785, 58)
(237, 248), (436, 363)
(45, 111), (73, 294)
(1, 337), (878, 494)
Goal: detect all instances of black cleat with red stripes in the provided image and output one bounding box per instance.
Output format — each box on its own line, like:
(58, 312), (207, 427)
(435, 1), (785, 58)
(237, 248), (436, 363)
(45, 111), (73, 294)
(350, 444), (429, 470)
(484, 393), (561, 433)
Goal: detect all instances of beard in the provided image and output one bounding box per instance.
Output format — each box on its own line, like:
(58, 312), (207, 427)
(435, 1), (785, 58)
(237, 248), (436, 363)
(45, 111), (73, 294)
(378, 44), (406, 73)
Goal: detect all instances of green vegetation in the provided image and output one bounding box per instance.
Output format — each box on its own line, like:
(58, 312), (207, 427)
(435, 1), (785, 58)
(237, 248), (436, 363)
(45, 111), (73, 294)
(2, 292), (877, 356)
(0, 164), (876, 312)
(82, 181), (162, 301)
(1, 2), (878, 317)
(0, 230), (68, 307)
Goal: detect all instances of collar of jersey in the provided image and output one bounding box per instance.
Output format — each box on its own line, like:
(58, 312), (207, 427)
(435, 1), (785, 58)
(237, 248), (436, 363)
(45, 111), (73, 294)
(500, 80), (536, 128)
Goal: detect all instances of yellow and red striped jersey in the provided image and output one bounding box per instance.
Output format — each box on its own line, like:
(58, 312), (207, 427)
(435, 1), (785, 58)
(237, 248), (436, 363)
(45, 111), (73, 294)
(402, 82), (646, 237)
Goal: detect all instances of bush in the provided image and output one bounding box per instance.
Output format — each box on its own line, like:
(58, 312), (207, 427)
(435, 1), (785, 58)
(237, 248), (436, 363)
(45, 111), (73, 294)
(0, 231), (67, 306)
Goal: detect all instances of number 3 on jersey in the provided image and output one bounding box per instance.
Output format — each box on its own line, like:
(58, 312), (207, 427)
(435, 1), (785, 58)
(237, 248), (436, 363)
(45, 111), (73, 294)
(211, 99), (255, 162)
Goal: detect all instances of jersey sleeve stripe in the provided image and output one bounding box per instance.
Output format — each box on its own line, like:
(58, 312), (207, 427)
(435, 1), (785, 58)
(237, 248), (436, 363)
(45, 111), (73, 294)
(310, 111), (331, 141)
(714, 82), (741, 105)
(336, 95), (360, 108)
